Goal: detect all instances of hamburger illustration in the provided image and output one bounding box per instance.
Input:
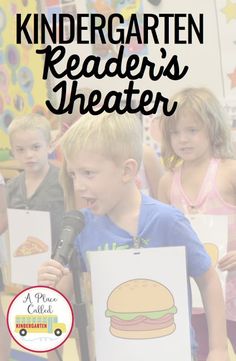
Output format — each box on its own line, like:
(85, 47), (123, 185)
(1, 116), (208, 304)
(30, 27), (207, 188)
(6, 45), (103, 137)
(105, 279), (177, 339)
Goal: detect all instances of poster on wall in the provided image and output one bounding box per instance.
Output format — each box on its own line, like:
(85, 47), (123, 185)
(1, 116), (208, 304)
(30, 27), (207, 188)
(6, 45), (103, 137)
(89, 247), (191, 361)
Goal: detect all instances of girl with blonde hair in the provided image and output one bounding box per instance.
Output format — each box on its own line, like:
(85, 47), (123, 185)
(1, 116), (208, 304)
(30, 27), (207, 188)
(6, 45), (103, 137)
(159, 87), (236, 361)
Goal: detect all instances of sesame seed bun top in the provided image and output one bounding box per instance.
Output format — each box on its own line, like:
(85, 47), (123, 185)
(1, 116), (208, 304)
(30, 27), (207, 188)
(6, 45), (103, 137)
(107, 279), (175, 313)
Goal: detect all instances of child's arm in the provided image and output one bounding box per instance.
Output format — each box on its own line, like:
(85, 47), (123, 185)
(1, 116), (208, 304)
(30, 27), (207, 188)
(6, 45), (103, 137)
(218, 252), (236, 271)
(217, 160), (236, 272)
(0, 184), (7, 235)
(143, 145), (163, 199)
(194, 266), (229, 361)
(38, 259), (73, 297)
(157, 172), (172, 203)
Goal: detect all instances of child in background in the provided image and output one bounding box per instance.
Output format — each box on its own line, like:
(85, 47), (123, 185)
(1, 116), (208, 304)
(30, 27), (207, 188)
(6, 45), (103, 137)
(7, 114), (65, 361)
(7, 114), (65, 256)
(158, 87), (236, 361)
(38, 111), (229, 361)
(0, 172), (11, 361)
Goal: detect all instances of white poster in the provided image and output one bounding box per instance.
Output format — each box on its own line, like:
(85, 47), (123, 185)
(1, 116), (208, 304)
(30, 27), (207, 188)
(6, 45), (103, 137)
(7, 208), (52, 286)
(89, 247), (191, 361)
(187, 214), (228, 308)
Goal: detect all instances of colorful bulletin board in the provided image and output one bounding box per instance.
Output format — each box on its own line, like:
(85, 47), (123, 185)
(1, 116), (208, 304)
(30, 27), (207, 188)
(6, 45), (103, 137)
(0, 0), (48, 160)
(86, 0), (147, 58)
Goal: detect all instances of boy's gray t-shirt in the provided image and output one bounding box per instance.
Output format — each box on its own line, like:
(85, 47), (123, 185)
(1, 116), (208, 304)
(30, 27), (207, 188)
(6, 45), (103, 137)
(7, 164), (64, 251)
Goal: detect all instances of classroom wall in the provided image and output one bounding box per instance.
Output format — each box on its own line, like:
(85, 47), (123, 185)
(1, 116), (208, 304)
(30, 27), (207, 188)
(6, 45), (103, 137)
(0, 0), (48, 159)
(0, 0), (236, 157)
(39, 0), (236, 102)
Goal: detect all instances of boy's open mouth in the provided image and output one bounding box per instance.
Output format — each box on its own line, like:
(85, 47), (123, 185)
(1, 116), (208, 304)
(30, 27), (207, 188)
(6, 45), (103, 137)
(85, 198), (96, 208)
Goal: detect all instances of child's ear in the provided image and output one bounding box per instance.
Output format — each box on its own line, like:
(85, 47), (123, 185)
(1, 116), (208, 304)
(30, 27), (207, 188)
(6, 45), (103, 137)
(122, 159), (138, 182)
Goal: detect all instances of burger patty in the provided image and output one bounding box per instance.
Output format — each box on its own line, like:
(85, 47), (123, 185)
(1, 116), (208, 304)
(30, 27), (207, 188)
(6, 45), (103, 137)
(111, 314), (174, 331)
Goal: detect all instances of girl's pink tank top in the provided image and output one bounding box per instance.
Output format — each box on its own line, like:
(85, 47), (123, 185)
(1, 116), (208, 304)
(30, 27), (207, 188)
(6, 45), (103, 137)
(170, 158), (236, 321)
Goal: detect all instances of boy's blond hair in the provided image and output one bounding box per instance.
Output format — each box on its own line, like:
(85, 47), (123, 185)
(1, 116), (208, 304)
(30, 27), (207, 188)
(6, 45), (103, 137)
(60, 112), (143, 210)
(161, 87), (234, 169)
(61, 111), (143, 166)
(8, 113), (51, 144)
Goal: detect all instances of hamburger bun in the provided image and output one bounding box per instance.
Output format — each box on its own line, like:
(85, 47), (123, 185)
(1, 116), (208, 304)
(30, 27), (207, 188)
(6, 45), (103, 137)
(107, 279), (175, 313)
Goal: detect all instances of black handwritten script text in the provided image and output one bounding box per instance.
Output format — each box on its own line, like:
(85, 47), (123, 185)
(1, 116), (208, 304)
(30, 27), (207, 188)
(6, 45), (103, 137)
(16, 13), (205, 116)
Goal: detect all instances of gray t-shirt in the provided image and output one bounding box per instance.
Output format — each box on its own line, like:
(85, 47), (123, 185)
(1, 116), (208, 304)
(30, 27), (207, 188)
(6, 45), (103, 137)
(7, 164), (65, 252)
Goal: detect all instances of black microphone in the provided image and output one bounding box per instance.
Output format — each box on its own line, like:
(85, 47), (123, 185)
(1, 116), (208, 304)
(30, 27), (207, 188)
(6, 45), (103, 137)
(52, 211), (85, 266)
